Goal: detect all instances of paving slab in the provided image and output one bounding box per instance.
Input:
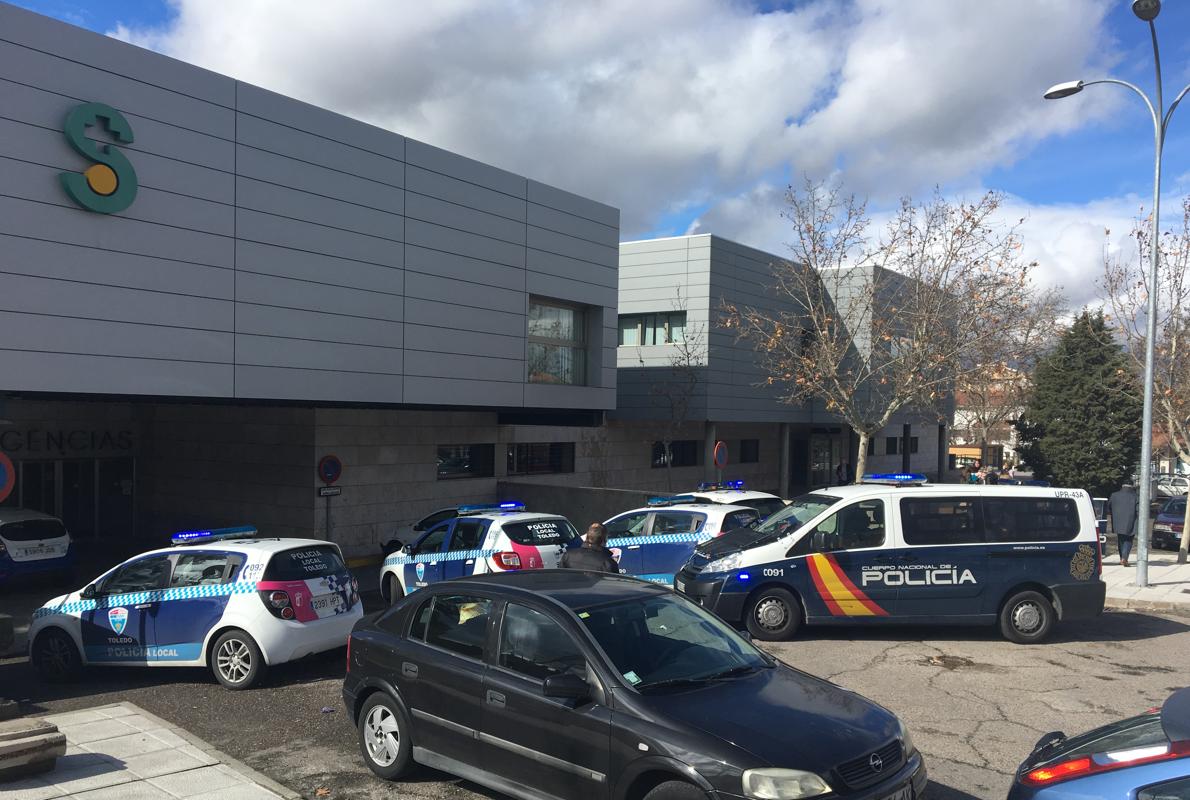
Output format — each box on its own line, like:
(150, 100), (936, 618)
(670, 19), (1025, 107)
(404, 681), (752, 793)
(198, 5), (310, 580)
(1103, 551), (1190, 616)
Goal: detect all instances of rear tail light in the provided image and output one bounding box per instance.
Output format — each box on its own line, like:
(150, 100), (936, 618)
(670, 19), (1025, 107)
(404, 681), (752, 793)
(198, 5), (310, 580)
(1023, 741), (1190, 786)
(258, 589), (294, 620)
(493, 552), (522, 570)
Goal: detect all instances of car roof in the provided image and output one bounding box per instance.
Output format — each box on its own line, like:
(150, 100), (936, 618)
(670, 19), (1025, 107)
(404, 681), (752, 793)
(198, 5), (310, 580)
(798, 484), (1092, 501)
(691, 490), (781, 502)
(617, 502), (759, 515)
(131, 537), (342, 559)
(440, 569), (671, 610)
(0, 508), (63, 525)
(484, 512), (570, 524)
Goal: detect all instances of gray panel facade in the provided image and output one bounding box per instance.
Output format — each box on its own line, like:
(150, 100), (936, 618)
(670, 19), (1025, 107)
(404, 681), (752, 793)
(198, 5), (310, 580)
(0, 3), (618, 410)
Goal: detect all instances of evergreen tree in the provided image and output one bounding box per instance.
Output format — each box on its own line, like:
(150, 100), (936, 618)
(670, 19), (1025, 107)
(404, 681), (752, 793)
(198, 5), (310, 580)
(1014, 310), (1142, 496)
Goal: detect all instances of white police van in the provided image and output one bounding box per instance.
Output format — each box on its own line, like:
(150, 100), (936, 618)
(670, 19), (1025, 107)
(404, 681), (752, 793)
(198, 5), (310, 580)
(604, 495), (761, 584)
(688, 480), (787, 520)
(379, 502), (580, 604)
(28, 526), (362, 689)
(675, 474), (1106, 643)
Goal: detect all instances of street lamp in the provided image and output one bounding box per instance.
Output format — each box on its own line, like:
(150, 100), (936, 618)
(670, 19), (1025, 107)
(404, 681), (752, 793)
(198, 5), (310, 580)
(1044, 0), (1190, 588)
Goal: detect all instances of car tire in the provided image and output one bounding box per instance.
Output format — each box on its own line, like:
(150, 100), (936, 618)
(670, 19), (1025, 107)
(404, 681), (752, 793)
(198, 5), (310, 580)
(358, 693), (414, 780)
(210, 629), (267, 689)
(643, 780), (709, 800)
(1000, 590), (1054, 644)
(386, 574), (404, 607)
(32, 628), (83, 683)
(745, 587), (801, 641)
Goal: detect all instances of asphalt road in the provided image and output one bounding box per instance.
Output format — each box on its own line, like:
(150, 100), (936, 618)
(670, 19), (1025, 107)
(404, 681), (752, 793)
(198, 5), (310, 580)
(3, 586), (1189, 800)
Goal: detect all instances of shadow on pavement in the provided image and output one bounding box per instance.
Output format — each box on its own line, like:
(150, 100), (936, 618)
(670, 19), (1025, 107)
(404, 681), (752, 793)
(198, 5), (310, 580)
(927, 781), (984, 800)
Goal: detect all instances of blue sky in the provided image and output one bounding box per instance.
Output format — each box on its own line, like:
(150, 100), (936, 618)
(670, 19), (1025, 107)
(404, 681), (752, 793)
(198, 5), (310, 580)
(12, 0), (1190, 304)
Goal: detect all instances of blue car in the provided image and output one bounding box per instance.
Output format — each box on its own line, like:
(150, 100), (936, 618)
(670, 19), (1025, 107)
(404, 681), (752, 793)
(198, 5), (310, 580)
(1008, 687), (1190, 799)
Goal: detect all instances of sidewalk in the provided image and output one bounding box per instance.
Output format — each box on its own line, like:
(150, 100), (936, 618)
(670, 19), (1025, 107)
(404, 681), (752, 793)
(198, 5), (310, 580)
(1103, 550), (1190, 616)
(2, 702), (298, 800)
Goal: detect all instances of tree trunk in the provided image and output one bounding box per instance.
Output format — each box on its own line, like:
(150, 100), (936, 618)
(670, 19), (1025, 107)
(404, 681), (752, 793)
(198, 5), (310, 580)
(855, 431), (870, 480)
(1179, 493), (1190, 565)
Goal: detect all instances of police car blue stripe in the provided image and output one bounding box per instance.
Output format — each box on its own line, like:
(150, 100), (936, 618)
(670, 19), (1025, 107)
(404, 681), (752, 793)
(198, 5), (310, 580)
(607, 534), (710, 547)
(33, 581), (260, 619)
(383, 549), (496, 567)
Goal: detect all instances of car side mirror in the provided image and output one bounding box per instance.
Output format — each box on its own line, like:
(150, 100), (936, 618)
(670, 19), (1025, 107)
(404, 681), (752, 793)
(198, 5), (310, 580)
(81, 583), (98, 600)
(543, 673), (589, 701)
(811, 531), (827, 552)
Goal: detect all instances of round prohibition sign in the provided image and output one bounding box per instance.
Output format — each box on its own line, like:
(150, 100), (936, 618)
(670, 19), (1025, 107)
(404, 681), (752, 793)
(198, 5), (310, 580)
(0, 452), (14, 504)
(713, 440), (729, 470)
(318, 455), (343, 485)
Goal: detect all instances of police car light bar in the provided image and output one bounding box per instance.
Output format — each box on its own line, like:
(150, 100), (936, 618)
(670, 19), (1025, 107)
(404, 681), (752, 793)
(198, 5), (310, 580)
(648, 494), (699, 507)
(171, 525), (258, 546)
(457, 501), (526, 515)
(860, 473), (928, 486)
(696, 480), (746, 491)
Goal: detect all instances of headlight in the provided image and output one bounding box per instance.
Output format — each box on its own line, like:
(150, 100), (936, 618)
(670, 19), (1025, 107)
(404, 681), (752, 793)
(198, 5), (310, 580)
(742, 768), (832, 799)
(703, 551), (745, 573)
(898, 719), (918, 757)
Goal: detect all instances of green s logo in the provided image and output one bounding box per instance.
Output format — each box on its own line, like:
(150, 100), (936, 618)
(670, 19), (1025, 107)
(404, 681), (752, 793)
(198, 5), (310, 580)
(59, 102), (138, 214)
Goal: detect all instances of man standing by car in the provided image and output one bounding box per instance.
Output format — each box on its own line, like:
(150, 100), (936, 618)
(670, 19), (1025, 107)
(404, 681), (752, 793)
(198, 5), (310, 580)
(560, 523), (620, 573)
(1109, 482), (1139, 567)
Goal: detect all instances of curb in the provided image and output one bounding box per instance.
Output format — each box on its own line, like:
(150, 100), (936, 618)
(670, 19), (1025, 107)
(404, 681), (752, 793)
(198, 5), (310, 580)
(1105, 597), (1190, 619)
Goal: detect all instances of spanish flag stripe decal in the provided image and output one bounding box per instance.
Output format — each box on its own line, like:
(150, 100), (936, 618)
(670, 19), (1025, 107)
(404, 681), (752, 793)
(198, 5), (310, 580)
(805, 553), (846, 616)
(808, 554), (889, 617)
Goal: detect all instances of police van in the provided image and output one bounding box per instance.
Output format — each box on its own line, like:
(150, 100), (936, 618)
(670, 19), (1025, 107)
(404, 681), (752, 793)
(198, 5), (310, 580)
(675, 474), (1106, 643)
(28, 526), (361, 689)
(379, 502), (579, 604)
(604, 495), (761, 584)
(688, 480), (787, 520)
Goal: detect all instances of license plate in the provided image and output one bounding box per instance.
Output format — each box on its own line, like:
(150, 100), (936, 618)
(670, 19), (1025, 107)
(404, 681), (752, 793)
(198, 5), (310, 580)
(1155, 524), (1172, 532)
(880, 784), (913, 800)
(311, 593), (344, 614)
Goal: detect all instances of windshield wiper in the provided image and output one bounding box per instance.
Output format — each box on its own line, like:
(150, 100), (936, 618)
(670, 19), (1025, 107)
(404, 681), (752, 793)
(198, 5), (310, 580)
(635, 676), (713, 690)
(704, 664), (769, 680)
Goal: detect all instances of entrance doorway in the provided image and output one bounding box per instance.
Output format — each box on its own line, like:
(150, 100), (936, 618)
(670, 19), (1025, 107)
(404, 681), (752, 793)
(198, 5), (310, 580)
(0, 457), (135, 538)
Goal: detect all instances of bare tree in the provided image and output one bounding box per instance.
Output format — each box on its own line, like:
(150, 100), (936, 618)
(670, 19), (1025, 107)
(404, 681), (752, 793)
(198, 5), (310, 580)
(954, 287), (1065, 466)
(725, 180), (1045, 479)
(647, 289), (707, 492)
(1101, 198), (1190, 561)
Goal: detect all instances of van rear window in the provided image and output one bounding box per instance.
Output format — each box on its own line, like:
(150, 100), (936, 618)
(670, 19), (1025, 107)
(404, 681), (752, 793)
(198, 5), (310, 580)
(0, 519), (67, 542)
(264, 545), (346, 581)
(501, 518), (579, 546)
(984, 498), (1079, 542)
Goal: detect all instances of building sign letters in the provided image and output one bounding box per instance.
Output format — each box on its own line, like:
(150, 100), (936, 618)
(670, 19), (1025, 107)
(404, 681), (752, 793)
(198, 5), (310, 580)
(0, 429), (134, 456)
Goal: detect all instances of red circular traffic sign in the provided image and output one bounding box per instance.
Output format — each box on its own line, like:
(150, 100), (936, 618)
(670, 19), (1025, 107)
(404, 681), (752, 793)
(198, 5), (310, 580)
(712, 440), (729, 470)
(318, 455), (343, 485)
(0, 452), (14, 504)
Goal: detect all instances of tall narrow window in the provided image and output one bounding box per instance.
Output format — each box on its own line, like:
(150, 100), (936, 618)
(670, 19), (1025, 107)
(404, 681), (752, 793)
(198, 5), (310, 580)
(529, 299), (586, 385)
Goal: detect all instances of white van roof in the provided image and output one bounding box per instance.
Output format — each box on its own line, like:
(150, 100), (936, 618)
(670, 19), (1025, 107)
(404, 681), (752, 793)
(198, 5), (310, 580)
(800, 484), (1089, 502)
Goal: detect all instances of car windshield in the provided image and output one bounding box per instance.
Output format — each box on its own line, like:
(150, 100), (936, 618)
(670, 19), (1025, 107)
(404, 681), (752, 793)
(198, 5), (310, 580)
(1162, 498), (1186, 517)
(746, 493), (839, 545)
(578, 593), (770, 690)
(743, 498), (787, 519)
(0, 519), (67, 542)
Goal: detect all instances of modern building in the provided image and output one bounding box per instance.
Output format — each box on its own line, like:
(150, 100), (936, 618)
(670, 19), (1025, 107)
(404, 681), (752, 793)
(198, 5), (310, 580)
(614, 235), (950, 496)
(0, 3), (619, 556)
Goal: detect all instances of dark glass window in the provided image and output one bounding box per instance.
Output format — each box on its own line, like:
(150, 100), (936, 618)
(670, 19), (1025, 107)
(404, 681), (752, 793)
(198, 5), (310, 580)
(264, 545), (346, 580)
(809, 499), (886, 551)
(983, 498), (1079, 543)
(103, 555), (171, 594)
(868, 438), (877, 456)
(910, 437), (920, 454)
(605, 512), (649, 537)
(425, 594), (493, 660)
(528, 299), (586, 385)
(0, 518), (67, 541)
(886, 437), (899, 455)
(403, 596), (434, 639)
(437, 444), (495, 480)
(171, 552), (243, 587)
(448, 520), (487, 552)
(617, 312), (687, 346)
(499, 603), (586, 680)
(507, 442), (575, 476)
(739, 439), (760, 464)
(651, 511), (706, 535)
(411, 524), (451, 556)
(652, 440), (699, 468)
(900, 498), (983, 545)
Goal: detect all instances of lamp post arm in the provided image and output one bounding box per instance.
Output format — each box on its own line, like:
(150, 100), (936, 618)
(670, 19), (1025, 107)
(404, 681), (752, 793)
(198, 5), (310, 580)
(1083, 79), (1161, 133)
(1163, 84), (1190, 140)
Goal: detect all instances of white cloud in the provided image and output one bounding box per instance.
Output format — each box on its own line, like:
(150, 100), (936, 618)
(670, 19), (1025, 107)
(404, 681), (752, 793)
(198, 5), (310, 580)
(111, 0), (1118, 238)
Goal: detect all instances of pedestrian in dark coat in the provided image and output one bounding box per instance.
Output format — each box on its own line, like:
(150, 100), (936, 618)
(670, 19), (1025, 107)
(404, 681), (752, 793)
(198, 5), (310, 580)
(560, 523), (620, 573)
(1108, 482), (1139, 567)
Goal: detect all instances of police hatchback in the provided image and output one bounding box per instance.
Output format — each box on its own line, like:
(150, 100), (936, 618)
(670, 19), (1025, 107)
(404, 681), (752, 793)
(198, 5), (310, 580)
(676, 474), (1105, 643)
(604, 496), (761, 585)
(29, 526), (362, 689)
(379, 502), (579, 604)
(688, 481), (787, 521)
(0, 508), (72, 586)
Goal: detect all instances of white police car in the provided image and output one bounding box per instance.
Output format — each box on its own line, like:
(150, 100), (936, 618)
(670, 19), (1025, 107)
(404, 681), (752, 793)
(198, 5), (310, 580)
(689, 480), (787, 520)
(379, 502), (580, 604)
(28, 526), (362, 689)
(0, 508), (73, 585)
(604, 495), (761, 584)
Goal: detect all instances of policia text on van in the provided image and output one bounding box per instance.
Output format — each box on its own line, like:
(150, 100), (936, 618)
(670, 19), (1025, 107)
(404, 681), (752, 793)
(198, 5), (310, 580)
(674, 474), (1106, 644)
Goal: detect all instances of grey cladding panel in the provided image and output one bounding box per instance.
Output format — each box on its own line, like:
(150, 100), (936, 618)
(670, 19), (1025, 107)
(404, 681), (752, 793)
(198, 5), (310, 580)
(404, 350), (523, 383)
(236, 241), (403, 295)
(526, 248), (616, 289)
(404, 297), (524, 338)
(527, 180), (617, 229)
(0, 234), (235, 299)
(235, 208), (401, 267)
(236, 334), (402, 375)
(527, 203), (618, 248)
(235, 272), (402, 322)
(525, 384), (616, 411)
(0, 4), (235, 106)
(234, 304), (403, 348)
(236, 177), (402, 242)
(406, 139), (525, 198)
(0, 40), (234, 138)
(403, 375), (523, 407)
(235, 146), (404, 215)
(403, 324), (524, 361)
(525, 272), (616, 310)
(406, 165), (525, 221)
(405, 192), (525, 246)
(528, 226), (617, 267)
(236, 114), (403, 187)
(0, 311), (233, 363)
(0, 349), (233, 396)
(235, 365), (403, 403)
(236, 82), (405, 161)
(405, 219), (525, 269)
(404, 245), (525, 291)
(405, 271), (524, 315)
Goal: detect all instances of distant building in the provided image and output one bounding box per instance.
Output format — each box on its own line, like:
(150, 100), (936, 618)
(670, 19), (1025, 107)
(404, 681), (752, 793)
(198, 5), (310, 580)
(950, 365), (1026, 470)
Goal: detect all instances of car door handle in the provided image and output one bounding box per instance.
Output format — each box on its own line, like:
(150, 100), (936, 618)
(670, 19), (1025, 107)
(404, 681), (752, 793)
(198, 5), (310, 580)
(465, 560), (474, 565)
(486, 690), (506, 709)
(627, 545), (642, 550)
(401, 662), (418, 679)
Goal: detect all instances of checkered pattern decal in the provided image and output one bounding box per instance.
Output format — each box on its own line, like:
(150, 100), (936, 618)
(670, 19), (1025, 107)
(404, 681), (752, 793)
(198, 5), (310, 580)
(383, 549), (495, 567)
(33, 581), (259, 619)
(608, 533), (711, 547)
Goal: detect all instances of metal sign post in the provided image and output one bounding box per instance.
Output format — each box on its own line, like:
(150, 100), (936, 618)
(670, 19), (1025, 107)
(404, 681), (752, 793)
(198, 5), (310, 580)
(317, 456), (343, 540)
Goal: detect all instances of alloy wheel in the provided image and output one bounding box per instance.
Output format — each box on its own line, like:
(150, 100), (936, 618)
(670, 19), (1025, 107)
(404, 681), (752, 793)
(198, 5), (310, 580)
(365, 705), (400, 767)
(216, 639), (252, 684)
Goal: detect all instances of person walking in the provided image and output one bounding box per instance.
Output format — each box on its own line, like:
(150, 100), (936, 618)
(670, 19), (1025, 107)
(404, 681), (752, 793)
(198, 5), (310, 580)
(1108, 482), (1140, 567)
(560, 522), (620, 573)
